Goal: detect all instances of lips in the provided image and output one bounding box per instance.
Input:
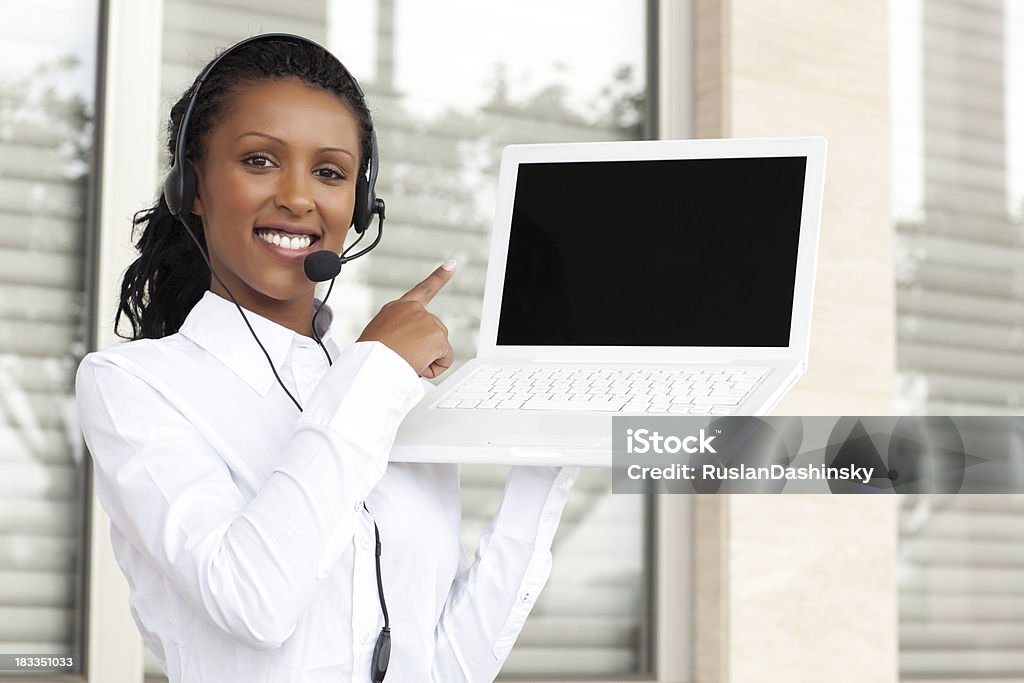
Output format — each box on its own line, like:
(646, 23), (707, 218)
(252, 230), (321, 262)
(255, 223), (321, 237)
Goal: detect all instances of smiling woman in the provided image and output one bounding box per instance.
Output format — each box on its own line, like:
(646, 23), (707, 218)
(189, 78), (359, 316)
(138, 4), (653, 680)
(116, 38), (376, 343)
(75, 33), (580, 683)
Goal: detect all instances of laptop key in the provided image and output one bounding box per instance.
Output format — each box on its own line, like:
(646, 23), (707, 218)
(695, 396), (742, 406)
(449, 391), (493, 401)
(521, 399), (627, 412)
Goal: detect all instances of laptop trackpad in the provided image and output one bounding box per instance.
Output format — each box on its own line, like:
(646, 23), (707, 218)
(489, 414), (607, 448)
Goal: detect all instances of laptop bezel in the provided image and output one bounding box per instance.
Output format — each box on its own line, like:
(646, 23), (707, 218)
(476, 136), (827, 364)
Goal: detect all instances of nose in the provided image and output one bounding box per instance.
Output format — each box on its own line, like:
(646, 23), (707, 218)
(274, 167), (315, 215)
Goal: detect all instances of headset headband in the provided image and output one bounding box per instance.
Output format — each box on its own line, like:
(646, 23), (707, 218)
(163, 32), (381, 234)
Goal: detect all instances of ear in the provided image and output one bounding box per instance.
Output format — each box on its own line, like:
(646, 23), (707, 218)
(189, 161), (205, 216)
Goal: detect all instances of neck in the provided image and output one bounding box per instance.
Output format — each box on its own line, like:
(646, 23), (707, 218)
(209, 281), (317, 338)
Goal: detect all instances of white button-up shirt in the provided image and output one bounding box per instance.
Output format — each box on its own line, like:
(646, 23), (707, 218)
(74, 290), (579, 682)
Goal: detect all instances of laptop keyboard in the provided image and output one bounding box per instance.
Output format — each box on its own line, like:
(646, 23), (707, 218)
(433, 365), (770, 415)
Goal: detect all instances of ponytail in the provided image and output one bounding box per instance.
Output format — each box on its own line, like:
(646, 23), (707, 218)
(115, 193), (209, 340)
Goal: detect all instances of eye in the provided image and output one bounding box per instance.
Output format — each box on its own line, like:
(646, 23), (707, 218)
(315, 167), (347, 181)
(242, 154), (274, 168)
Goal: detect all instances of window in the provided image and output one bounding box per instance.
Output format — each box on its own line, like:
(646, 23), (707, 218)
(153, 1), (654, 680)
(893, 0), (1024, 677)
(0, 0), (99, 676)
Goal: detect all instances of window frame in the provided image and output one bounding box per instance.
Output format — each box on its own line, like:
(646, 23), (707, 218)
(82, 0), (167, 681)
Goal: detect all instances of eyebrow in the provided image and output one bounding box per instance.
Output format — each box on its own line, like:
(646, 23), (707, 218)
(236, 131), (355, 160)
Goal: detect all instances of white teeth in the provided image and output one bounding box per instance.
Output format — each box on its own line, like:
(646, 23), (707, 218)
(256, 230), (312, 250)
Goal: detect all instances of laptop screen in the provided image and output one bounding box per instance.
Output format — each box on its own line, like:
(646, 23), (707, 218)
(495, 156), (807, 347)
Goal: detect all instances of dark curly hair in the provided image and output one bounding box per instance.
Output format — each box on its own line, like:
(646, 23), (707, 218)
(115, 36), (373, 341)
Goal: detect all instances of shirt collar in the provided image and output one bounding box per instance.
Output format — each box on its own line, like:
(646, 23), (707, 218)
(179, 290), (338, 396)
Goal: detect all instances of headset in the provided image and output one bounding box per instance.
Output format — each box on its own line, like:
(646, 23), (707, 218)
(164, 31), (388, 408)
(162, 33), (391, 681)
(163, 33), (383, 238)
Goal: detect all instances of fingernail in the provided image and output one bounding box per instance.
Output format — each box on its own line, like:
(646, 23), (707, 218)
(441, 259), (457, 271)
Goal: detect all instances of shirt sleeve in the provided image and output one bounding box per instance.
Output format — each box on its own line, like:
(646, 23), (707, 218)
(431, 464), (581, 681)
(75, 340), (425, 651)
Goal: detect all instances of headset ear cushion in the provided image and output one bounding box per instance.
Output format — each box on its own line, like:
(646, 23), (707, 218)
(180, 163), (198, 219)
(162, 162), (197, 223)
(352, 173), (369, 233)
(163, 168), (182, 216)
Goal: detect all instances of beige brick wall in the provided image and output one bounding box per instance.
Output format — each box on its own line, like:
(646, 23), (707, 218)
(695, 0), (895, 413)
(691, 1), (898, 681)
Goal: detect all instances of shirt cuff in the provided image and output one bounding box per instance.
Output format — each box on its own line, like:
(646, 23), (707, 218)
(296, 340), (425, 471)
(489, 466), (581, 660)
(492, 466), (581, 548)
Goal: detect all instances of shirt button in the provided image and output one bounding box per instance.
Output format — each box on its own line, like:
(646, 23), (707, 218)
(360, 536), (373, 550)
(519, 591), (532, 604)
(354, 500), (363, 512)
(360, 629), (373, 644)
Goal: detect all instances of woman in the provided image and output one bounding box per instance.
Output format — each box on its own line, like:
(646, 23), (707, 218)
(75, 33), (579, 682)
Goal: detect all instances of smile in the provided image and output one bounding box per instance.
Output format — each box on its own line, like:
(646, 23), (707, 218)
(253, 228), (321, 261)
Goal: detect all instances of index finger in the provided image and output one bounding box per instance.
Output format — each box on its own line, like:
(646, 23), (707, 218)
(398, 259), (457, 305)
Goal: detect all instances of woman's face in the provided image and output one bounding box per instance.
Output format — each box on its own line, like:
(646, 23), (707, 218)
(191, 76), (362, 304)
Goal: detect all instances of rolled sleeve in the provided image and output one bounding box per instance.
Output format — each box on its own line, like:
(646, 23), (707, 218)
(489, 466), (580, 660)
(431, 465), (581, 680)
(492, 466), (580, 547)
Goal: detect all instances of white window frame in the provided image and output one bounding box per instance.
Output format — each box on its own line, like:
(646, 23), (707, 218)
(74, 1), (694, 681)
(82, 0), (166, 681)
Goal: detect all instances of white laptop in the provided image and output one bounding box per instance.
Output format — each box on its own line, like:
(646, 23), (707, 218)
(390, 136), (827, 466)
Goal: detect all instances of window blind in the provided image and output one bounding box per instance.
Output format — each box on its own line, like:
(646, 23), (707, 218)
(0, 0), (98, 674)
(894, 0), (1024, 678)
(899, 494), (1024, 677)
(152, 1), (651, 679)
